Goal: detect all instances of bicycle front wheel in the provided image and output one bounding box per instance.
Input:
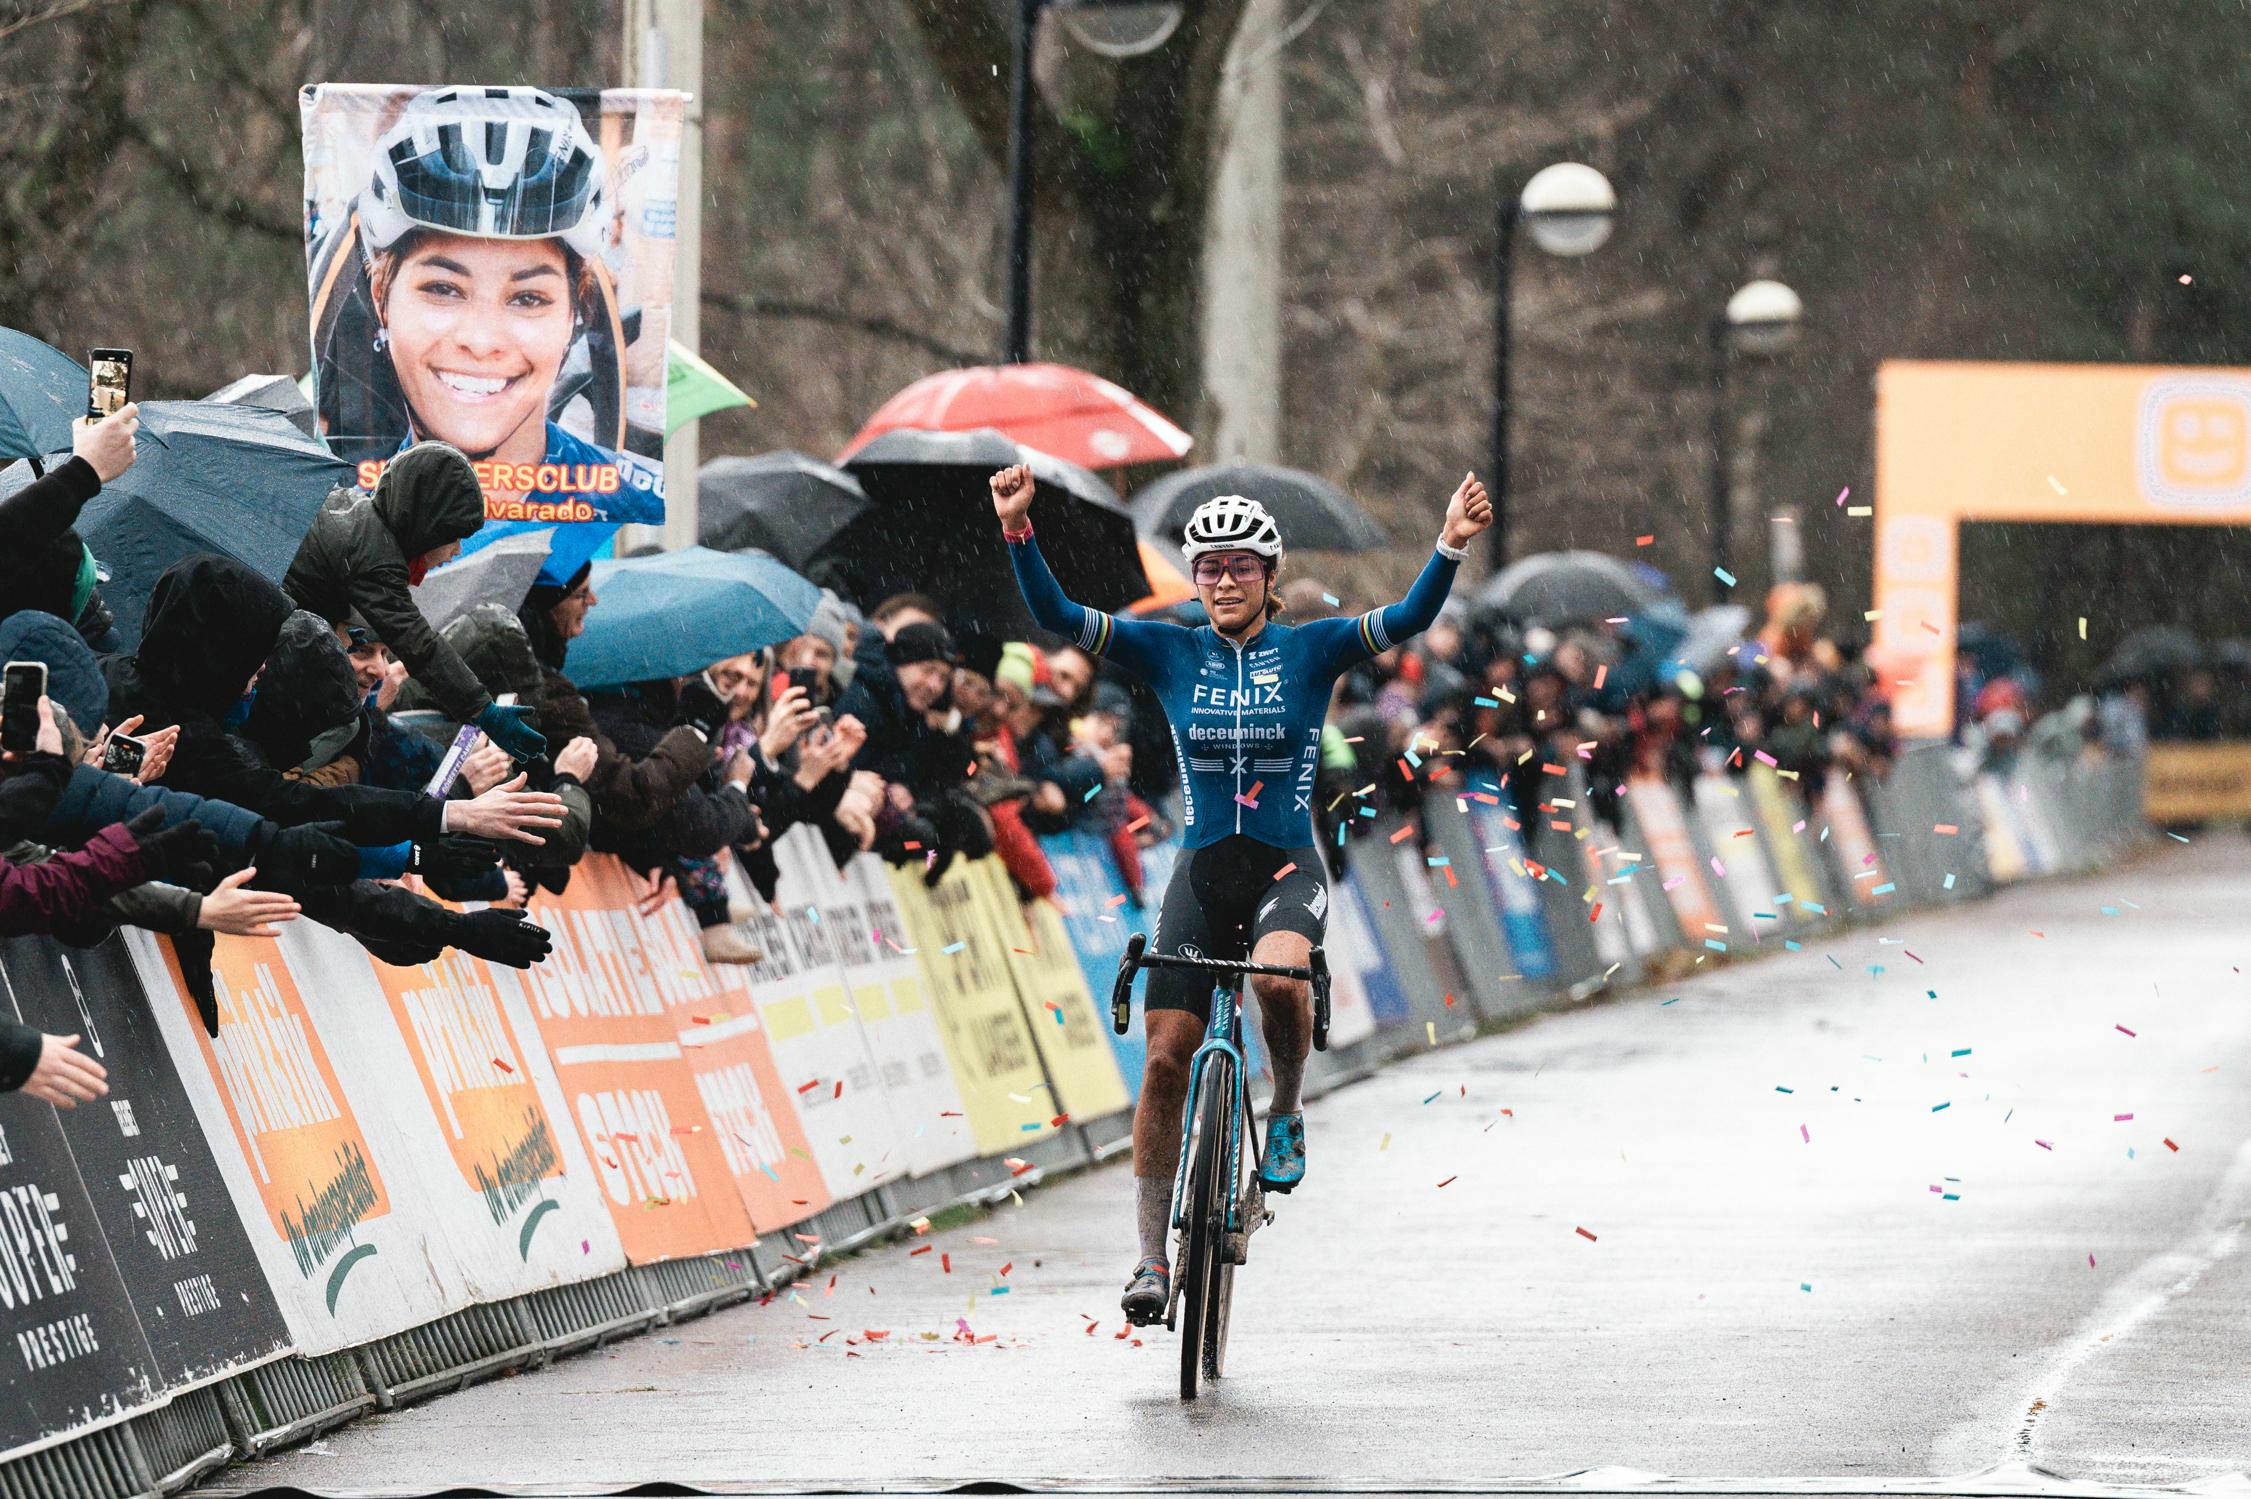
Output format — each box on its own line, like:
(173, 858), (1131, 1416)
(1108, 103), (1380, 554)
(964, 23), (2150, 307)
(1176, 1055), (1231, 1401)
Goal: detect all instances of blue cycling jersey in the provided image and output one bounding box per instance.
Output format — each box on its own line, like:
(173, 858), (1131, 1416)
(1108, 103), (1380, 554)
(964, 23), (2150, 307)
(1009, 529), (1462, 850)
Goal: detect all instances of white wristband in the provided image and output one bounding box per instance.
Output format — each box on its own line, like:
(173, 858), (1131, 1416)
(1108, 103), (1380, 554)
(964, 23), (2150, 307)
(1434, 537), (1470, 563)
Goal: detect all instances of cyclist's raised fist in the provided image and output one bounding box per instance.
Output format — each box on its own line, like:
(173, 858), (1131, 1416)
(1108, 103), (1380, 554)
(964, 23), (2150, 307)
(990, 464), (1035, 530)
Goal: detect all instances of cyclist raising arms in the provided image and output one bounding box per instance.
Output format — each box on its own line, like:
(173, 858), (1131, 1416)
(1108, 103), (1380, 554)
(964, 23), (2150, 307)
(991, 464), (1492, 1324)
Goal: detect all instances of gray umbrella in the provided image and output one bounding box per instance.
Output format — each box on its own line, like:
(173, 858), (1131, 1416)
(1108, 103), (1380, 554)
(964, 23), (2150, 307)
(1129, 462), (1388, 552)
(205, 372), (319, 440)
(410, 528), (554, 635)
(697, 450), (870, 568)
(1478, 550), (1657, 627)
(2101, 625), (2201, 686)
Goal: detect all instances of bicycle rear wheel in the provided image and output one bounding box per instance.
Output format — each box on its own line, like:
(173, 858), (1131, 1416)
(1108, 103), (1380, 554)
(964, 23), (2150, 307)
(1176, 1055), (1231, 1400)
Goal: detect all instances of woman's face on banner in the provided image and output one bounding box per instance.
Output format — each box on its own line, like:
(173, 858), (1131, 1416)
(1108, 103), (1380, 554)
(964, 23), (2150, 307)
(382, 232), (574, 463)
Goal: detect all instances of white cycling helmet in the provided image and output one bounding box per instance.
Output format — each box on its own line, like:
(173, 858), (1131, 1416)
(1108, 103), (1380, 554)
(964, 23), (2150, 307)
(358, 86), (610, 271)
(1181, 494), (1283, 563)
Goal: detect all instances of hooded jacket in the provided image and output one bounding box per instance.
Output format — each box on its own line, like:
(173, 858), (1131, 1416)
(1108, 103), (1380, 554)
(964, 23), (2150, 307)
(584, 681), (758, 863)
(102, 556), (442, 845)
(514, 598), (710, 835)
(0, 610), (109, 736)
(283, 442), (493, 723)
(397, 604), (593, 868)
(244, 612), (363, 773)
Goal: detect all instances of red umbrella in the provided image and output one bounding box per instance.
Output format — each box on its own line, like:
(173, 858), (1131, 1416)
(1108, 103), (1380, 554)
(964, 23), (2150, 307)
(839, 362), (1192, 469)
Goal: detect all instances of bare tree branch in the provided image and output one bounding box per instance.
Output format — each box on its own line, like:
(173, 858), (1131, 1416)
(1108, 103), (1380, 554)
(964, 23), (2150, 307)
(701, 290), (987, 366)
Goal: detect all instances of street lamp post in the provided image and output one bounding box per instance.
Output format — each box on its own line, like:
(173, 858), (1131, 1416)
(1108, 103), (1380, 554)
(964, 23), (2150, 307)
(1490, 162), (1616, 566)
(1003, 0), (1184, 364)
(1707, 277), (1803, 598)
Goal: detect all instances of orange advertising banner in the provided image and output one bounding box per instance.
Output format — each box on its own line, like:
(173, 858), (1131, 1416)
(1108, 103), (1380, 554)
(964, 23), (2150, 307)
(628, 884), (830, 1233)
(164, 938), (390, 1245)
(511, 859), (761, 1261)
(1626, 777), (1724, 940)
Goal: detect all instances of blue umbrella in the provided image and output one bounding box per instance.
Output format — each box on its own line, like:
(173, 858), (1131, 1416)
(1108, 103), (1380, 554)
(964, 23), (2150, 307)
(565, 546), (823, 690)
(0, 400), (349, 645)
(0, 328), (92, 461)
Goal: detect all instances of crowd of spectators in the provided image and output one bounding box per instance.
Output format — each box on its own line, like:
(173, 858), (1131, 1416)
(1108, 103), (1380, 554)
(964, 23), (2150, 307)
(0, 413), (1172, 1109)
(0, 393), (1933, 1120)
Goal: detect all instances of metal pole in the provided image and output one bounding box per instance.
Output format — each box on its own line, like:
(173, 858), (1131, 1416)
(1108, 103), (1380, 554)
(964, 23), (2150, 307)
(624, 0), (704, 551)
(1489, 195), (1519, 568)
(1004, 0), (1041, 363)
(1708, 314), (1731, 600)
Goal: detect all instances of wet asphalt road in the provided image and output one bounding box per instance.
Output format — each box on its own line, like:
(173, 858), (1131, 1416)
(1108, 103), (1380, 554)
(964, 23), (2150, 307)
(201, 841), (2251, 1497)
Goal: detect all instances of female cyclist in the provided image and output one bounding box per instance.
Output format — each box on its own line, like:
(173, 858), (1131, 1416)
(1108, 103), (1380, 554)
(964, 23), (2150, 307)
(990, 463), (1491, 1323)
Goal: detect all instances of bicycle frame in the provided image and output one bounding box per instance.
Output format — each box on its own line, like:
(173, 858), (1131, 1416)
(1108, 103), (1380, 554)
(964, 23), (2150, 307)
(1169, 981), (1250, 1254)
(1108, 935), (1333, 1284)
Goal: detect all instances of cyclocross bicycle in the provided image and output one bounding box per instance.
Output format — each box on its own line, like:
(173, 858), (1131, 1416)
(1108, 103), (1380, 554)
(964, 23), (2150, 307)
(1110, 934), (1332, 1399)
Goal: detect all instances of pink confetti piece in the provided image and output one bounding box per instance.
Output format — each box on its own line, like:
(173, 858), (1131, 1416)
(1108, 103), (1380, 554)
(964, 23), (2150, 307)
(2114, 1113), (2134, 1122)
(2035, 1139), (2053, 1150)
(2115, 1024), (2136, 1037)
(1709, 857), (1726, 877)
(1835, 486), (1850, 507)
(1799, 1124), (1810, 1143)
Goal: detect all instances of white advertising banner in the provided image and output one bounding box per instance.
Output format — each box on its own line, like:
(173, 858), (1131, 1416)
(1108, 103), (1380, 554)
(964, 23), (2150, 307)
(124, 930), (469, 1353)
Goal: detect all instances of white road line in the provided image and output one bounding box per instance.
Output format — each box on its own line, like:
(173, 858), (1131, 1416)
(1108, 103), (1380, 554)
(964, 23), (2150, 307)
(1993, 1134), (2251, 1468)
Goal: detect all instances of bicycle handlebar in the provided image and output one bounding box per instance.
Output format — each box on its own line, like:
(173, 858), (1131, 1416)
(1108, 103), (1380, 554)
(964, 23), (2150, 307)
(1110, 936), (1333, 1052)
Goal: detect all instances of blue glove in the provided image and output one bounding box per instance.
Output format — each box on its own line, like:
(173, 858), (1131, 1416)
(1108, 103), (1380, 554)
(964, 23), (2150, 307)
(475, 702), (547, 763)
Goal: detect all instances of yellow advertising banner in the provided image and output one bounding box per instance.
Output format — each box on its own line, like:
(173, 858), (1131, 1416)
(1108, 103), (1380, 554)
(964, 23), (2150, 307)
(965, 863), (1130, 1124)
(883, 864), (1058, 1158)
(1876, 360), (2251, 737)
(2142, 741), (2251, 822)
(1745, 766), (1822, 919)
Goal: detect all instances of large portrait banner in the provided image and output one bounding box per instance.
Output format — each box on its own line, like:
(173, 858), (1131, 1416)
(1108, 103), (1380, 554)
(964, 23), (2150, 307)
(303, 82), (686, 580)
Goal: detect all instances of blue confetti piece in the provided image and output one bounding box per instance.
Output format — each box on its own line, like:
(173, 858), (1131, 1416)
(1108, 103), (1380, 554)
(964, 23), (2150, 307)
(1474, 695), (1500, 707)
(1784, 939), (1802, 950)
(1660, 996), (1681, 1005)
(1871, 882), (1896, 896)
(1951, 1047), (1971, 1057)
(1083, 783), (1102, 802)
(1426, 856), (1451, 867)
(1704, 938), (1727, 952)
(1931, 1101), (1951, 1113)
(1942, 873), (1957, 889)
(1775, 1085), (1794, 1094)
(1714, 566), (1737, 586)
(1802, 901), (1828, 915)
(1322, 592), (1341, 607)
(942, 941), (967, 954)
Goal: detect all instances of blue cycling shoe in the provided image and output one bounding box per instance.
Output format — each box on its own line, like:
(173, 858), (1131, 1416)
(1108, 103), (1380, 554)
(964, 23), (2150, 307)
(1259, 1111), (1306, 1193)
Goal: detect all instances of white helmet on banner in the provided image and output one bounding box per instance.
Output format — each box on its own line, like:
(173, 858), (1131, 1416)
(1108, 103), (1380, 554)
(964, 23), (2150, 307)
(358, 86), (610, 271)
(1181, 494), (1283, 563)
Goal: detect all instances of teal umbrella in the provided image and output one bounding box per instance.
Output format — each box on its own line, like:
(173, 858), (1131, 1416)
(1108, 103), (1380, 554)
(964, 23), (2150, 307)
(0, 328), (91, 461)
(0, 401), (348, 645)
(566, 546), (822, 690)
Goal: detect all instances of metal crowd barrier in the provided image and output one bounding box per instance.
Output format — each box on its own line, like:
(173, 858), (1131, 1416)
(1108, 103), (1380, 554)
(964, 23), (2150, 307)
(0, 720), (2147, 1499)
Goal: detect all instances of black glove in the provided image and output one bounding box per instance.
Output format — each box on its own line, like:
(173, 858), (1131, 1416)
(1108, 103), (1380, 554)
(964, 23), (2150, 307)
(673, 679), (729, 741)
(446, 908), (553, 969)
(253, 820), (357, 887)
(124, 808), (218, 891)
(411, 835), (506, 901)
(174, 929), (219, 1037)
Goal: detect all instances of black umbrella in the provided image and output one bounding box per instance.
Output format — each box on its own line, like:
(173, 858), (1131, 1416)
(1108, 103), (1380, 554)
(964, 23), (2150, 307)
(826, 426), (1141, 635)
(0, 328), (90, 462)
(2101, 625), (2201, 686)
(697, 450), (871, 568)
(1477, 550), (1656, 627)
(0, 401), (350, 645)
(1129, 462), (1388, 552)
(206, 372), (319, 440)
